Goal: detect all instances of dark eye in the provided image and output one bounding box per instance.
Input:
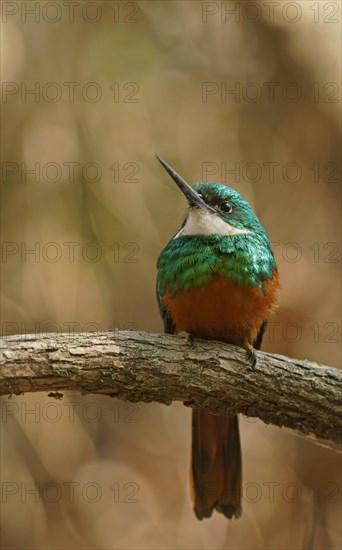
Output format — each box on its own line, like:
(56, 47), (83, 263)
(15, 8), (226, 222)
(220, 201), (233, 213)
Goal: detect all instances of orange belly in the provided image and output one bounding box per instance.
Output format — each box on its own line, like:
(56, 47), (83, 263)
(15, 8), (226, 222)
(162, 271), (279, 345)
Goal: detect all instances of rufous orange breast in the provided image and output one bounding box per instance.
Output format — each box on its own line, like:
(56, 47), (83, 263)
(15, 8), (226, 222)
(163, 271), (279, 345)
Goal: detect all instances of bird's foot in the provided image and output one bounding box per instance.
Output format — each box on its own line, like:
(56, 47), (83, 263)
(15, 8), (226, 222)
(244, 340), (257, 369)
(179, 331), (195, 348)
(187, 334), (195, 348)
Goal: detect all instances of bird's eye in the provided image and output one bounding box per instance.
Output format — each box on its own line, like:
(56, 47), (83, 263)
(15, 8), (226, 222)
(220, 201), (233, 213)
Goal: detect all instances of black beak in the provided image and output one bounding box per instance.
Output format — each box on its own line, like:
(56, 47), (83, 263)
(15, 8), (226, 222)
(156, 155), (213, 212)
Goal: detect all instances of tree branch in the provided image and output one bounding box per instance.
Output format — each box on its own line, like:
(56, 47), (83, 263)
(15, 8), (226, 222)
(1, 331), (341, 445)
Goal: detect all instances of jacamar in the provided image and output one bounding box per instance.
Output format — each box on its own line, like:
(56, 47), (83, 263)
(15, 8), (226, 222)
(156, 156), (279, 520)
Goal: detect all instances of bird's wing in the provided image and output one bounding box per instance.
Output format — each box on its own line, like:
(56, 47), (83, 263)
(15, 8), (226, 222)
(156, 274), (175, 334)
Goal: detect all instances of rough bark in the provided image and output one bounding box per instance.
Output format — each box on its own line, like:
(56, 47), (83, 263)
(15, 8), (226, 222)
(0, 331), (341, 444)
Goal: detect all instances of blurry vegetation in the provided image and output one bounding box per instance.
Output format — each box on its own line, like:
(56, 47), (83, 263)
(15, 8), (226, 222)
(1, 1), (341, 549)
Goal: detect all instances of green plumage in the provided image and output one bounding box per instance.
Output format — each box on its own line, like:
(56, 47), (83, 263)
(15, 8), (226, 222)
(157, 232), (275, 293)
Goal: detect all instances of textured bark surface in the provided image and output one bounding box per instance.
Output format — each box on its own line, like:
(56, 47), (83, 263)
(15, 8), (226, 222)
(1, 331), (341, 443)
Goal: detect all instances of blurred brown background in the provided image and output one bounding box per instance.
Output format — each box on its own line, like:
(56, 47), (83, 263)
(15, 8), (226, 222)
(1, 1), (341, 549)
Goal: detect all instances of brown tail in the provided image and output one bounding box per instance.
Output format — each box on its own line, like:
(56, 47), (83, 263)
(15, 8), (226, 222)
(190, 408), (242, 520)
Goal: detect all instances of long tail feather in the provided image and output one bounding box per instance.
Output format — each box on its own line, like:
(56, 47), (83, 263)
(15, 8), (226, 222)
(190, 409), (242, 519)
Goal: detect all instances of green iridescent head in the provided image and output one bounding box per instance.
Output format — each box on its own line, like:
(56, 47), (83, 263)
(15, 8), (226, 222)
(190, 182), (267, 236)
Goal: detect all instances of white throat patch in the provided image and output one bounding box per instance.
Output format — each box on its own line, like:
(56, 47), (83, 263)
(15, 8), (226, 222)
(175, 209), (251, 238)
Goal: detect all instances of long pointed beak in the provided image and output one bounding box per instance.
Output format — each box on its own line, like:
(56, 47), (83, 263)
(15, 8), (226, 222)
(156, 155), (212, 211)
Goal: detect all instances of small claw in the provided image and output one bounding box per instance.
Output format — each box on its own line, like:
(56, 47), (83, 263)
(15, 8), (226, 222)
(187, 334), (195, 348)
(178, 331), (195, 348)
(244, 341), (257, 369)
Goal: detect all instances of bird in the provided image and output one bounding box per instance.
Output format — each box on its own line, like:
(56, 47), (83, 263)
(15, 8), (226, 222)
(156, 156), (279, 520)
